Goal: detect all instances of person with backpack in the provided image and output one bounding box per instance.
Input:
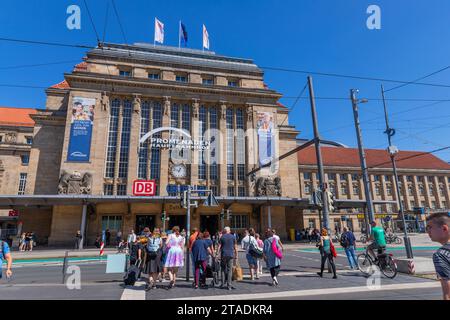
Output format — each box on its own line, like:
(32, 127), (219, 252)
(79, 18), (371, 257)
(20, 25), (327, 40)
(340, 227), (358, 270)
(0, 239), (13, 280)
(263, 229), (282, 286)
(144, 229), (162, 291)
(191, 232), (213, 289)
(245, 228), (262, 280)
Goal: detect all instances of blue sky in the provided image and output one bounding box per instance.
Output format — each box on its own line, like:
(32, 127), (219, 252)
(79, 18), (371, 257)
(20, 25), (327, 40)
(1, 0), (449, 162)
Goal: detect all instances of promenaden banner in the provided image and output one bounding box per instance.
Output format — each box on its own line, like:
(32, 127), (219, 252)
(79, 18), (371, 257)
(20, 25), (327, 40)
(256, 111), (275, 166)
(67, 97), (96, 162)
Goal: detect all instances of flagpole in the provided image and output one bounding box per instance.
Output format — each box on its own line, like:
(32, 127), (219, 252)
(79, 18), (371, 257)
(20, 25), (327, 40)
(154, 18), (156, 47)
(178, 21), (181, 49)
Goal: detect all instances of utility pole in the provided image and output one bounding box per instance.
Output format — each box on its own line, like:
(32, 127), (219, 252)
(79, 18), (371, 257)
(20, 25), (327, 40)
(350, 89), (375, 231)
(381, 84), (414, 259)
(186, 187), (192, 282)
(308, 76), (330, 230)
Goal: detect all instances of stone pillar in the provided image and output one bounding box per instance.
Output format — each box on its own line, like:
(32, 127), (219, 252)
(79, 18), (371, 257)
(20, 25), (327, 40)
(159, 96), (171, 196)
(433, 176), (442, 207)
(190, 99), (200, 186)
(245, 105), (256, 196)
(219, 101), (228, 196)
(127, 95), (141, 194)
(412, 176), (420, 209)
(443, 177), (450, 209)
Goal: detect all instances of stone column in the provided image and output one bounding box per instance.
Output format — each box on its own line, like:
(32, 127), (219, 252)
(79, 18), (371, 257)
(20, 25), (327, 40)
(159, 97), (171, 196)
(443, 177), (450, 209)
(423, 176), (432, 209)
(190, 99), (200, 186)
(245, 104), (256, 196)
(219, 101), (228, 196)
(433, 176), (442, 207)
(127, 95), (141, 194)
(412, 176), (420, 209)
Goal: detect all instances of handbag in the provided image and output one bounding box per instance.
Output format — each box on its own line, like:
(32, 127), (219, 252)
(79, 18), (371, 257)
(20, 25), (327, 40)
(330, 241), (337, 258)
(232, 259), (243, 281)
(272, 238), (283, 259)
(249, 237), (263, 258)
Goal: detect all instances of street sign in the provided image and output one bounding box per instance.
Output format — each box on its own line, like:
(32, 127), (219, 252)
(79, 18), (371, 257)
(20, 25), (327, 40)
(8, 209), (19, 217)
(132, 180), (156, 196)
(203, 192), (219, 207)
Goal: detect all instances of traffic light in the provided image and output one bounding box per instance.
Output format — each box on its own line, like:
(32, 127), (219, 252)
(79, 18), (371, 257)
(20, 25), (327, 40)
(326, 190), (335, 212)
(161, 211), (166, 221)
(220, 209), (225, 220)
(226, 209), (232, 220)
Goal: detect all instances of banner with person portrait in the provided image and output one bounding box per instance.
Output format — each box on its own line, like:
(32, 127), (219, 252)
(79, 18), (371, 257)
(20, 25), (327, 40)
(256, 111), (276, 167)
(67, 97), (96, 162)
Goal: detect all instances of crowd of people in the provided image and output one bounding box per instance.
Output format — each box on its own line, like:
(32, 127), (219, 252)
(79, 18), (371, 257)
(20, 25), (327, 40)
(119, 226), (284, 291)
(18, 232), (36, 252)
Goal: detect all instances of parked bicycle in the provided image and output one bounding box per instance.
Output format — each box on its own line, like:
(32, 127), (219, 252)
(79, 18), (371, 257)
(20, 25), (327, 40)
(360, 234), (368, 244)
(385, 233), (402, 244)
(357, 247), (398, 279)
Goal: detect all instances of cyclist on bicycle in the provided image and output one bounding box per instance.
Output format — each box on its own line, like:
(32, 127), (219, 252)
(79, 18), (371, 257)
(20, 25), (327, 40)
(367, 221), (387, 262)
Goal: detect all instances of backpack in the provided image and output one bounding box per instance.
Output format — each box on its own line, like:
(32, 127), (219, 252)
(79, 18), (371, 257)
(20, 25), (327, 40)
(340, 233), (350, 248)
(248, 237), (263, 258)
(146, 237), (158, 259)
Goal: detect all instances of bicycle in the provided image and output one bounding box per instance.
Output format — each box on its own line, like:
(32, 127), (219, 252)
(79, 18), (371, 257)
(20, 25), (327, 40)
(357, 246), (398, 279)
(360, 234), (368, 244)
(385, 233), (402, 245)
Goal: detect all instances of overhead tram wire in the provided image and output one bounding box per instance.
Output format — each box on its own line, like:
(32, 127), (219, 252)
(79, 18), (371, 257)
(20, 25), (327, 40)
(83, 0), (102, 45)
(0, 60), (81, 70)
(279, 81), (308, 127)
(0, 37), (93, 49)
(367, 146), (450, 169)
(260, 65), (450, 89)
(384, 64), (450, 93)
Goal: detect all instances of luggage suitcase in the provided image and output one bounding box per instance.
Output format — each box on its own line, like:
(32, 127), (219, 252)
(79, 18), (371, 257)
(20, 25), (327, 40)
(123, 259), (141, 286)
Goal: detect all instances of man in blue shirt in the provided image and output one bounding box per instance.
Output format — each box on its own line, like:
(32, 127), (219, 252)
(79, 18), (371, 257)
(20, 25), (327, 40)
(340, 227), (358, 269)
(0, 240), (13, 279)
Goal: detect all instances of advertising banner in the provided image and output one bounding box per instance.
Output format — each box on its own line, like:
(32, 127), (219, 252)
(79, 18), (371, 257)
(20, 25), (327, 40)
(256, 112), (275, 166)
(67, 97), (95, 162)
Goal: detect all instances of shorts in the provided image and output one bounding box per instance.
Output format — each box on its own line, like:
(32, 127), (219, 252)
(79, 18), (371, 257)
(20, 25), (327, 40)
(368, 242), (385, 253)
(246, 253), (257, 266)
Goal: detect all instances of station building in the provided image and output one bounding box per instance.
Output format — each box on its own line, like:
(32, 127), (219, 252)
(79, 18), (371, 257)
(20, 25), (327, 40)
(0, 43), (301, 245)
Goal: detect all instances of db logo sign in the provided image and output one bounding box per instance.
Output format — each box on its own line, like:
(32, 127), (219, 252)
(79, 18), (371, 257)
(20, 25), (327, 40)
(9, 210), (19, 217)
(133, 180), (156, 196)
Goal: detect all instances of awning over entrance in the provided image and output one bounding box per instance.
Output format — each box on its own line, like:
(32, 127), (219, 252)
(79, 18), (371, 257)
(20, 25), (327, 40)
(0, 195), (397, 209)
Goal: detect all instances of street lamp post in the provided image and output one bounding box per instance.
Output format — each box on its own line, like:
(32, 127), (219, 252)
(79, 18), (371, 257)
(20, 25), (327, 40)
(381, 84), (414, 259)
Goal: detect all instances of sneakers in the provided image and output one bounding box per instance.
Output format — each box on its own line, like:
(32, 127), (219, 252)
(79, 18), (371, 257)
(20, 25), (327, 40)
(317, 272), (323, 277)
(333, 275), (338, 279)
(273, 277), (279, 286)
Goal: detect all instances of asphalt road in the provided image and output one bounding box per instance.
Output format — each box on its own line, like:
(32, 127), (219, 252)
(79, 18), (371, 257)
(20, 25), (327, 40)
(0, 248), (442, 300)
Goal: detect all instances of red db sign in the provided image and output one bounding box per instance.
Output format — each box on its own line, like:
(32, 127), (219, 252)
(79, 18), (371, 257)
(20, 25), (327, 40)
(9, 210), (19, 217)
(133, 180), (156, 196)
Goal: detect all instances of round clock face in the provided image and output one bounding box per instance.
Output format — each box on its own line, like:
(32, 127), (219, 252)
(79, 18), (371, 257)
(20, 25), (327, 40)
(171, 164), (187, 179)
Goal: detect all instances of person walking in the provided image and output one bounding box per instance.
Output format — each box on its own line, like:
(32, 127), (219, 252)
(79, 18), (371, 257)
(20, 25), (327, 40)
(218, 226), (238, 290)
(164, 226), (185, 289)
(74, 230), (82, 250)
(127, 229), (136, 252)
(317, 228), (337, 279)
(189, 228), (199, 277)
(245, 228), (260, 280)
(263, 229), (282, 286)
(340, 227), (358, 270)
(0, 239), (12, 280)
(241, 229), (250, 251)
(19, 233), (26, 252)
(271, 229), (284, 251)
(144, 229), (162, 291)
(159, 232), (169, 282)
(105, 229), (111, 246)
(116, 230), (123, 245)
(426, 212), (450, 300)
(192, 232), (213, 289)
(255, 233), (264, 276)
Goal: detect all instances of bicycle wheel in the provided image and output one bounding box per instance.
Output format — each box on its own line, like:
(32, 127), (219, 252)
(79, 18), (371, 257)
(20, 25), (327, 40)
(357, 253), (373, 275)
(380, 256), (398, 279)
(395, 237), (402, 244)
